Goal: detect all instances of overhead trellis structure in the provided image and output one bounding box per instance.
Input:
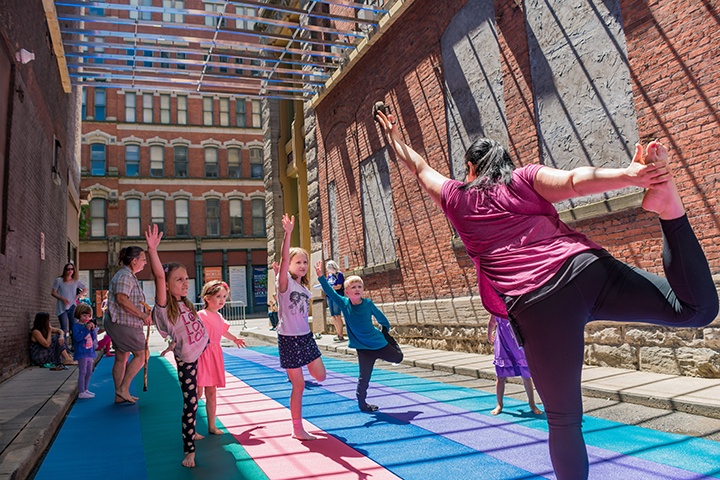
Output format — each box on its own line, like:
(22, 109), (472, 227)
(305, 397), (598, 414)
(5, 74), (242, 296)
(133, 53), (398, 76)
(50, 0), (399, 100)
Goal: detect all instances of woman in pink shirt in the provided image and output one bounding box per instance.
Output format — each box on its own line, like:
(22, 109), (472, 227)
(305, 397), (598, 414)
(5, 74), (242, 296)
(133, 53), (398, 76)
(376, 107), (717, 480)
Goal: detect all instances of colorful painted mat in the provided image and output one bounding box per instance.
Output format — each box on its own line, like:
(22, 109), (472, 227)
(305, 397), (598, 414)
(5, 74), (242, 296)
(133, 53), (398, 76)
(34, 348), (720, 479)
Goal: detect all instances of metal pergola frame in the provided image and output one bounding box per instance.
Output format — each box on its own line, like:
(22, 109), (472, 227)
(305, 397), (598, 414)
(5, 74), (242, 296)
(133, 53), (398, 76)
(49, 0), (398, 99)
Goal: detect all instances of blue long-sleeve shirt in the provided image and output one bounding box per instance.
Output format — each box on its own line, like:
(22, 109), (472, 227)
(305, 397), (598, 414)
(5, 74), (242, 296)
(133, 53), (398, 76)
(319, 276), (389, 350)
(71, 322), (97, 360)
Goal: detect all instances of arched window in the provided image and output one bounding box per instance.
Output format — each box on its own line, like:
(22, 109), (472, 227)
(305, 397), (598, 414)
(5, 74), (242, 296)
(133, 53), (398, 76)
(125, 144), (140, 176)
(252, 198), (265, 237)
(205, 147), (218, 177)
(175, 198), (190, 236)
(230, 199), (243, 236)
(249, 147), (262, 179)
(90, 144), (106, 176)
(126, 198), (141, 237)
(90, 198), (106, 237)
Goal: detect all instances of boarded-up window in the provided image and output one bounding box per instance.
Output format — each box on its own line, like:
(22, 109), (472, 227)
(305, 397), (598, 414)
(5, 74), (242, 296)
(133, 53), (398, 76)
(328, 181), (338, 260)
(360, 148), (395, 266)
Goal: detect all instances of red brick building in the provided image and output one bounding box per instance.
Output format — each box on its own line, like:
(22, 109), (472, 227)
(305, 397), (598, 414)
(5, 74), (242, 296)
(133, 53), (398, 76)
(308, 0), (720, 376)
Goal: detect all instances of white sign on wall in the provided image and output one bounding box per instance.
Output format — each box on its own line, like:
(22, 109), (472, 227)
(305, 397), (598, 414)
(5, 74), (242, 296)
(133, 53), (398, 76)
(228, 266), (247, 305)
(79, 270), (91, 291)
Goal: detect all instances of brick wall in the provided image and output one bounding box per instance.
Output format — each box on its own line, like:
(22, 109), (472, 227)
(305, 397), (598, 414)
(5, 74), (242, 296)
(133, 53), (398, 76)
(313, 0), (720, 376)
(0, 2), (81, 381)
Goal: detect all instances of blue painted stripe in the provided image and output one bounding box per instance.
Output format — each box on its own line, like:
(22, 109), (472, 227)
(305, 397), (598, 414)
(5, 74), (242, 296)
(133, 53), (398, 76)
(34, 358), (148, 480)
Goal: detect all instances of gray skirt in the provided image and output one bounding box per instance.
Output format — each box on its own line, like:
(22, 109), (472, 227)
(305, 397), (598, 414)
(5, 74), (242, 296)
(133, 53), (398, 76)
(104, 318), (145, 353)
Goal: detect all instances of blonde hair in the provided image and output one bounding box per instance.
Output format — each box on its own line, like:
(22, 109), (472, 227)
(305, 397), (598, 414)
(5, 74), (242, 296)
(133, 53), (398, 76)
(287, 247), (310, 287)
(344, 275), (363, 290)
(164, 262), (197, 324)
(201, 280), (230, 309)
(74, 303), (93, 319)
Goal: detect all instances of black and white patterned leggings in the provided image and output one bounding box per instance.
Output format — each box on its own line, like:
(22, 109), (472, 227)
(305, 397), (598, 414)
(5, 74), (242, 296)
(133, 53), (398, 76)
(175, 356), (199, 454)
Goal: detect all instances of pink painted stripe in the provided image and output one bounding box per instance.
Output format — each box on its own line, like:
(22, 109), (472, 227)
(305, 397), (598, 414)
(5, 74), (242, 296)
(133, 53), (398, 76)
(164, 357), (400, 479)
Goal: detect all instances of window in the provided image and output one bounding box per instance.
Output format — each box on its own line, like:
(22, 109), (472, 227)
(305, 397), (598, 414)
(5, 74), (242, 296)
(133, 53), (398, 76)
(89, 198), (106, 238)
(250, 59), (261, 77)
(129, 0), (139, 19)
(93, 38), (104, 65)
(204, 2), (225, 27)
(143, 50), (153, 68)
(126, 48), (135, 66)
(174, 146), (188, 177)
(177, 52), (186, 70)
(175, 199), (190, 236)
(143, 93), (153, 123)
(177, 95), (187, 124)
(141, 0), (152, 20)
(219, 55), (228, 73)
(150, 145), (164, 177)
(151, 199), (165, 233)
(249, 147), (263, 178)
(204, 147), (218, 177)
(219, 98), (229, 126)
(235, 99), (246, 127)
(94, 88), (106, 121)
(160, 94), (170, 124)
(125, 92), (136, 122)
(206, 199), (220, 236)
(230, 199), (243, 235)
(126, 198), (141, 237)
(82, 89), (86, 119)
(162, 0), (184, 22)
(228, 148), (241, 178)
(203, 97), (213, 126)
(160, 51), (170, 69)
(236, 6), (256, 30)
(125, 144), (140, 176)
(251, 99), (261, 128)
(90, 144), (106, 175)
(252, 198), (265, 237)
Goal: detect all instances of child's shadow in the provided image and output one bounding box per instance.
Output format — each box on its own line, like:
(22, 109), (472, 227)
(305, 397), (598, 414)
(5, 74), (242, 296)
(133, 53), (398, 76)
(499, 409), (546, 419)
(363, 410), (422, 427)
(235, 425), (266, 446)
(299, 434), (372, 480)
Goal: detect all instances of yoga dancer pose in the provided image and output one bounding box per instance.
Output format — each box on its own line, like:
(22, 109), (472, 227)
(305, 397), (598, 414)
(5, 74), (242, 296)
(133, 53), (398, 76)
(315, 262), (403, 412)
(146, 224), (209, 468)
(276, 213), (326, 440)
(376, 107), (718, 479)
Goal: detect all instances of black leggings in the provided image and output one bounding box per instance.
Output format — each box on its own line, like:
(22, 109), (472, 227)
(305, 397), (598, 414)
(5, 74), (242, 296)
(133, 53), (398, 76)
(175, 356), (199, 454)
(356, 342), (404, 407)
(512, 215), (718, 480)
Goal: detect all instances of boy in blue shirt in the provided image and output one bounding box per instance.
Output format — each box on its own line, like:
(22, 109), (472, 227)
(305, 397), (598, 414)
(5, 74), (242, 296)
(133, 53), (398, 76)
(315, 262), (403, 412)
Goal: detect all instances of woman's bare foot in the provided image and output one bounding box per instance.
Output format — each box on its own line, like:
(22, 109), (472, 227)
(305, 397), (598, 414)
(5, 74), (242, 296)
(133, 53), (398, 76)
(530, 405), (544, 415)
(181, 452), (195, 468)
(641, 142), (685, 220)
(292, 428), (317, 441)
(491, 405), (503, 415)
(208, 427), (223, 435)
(193, 433), (205, 440)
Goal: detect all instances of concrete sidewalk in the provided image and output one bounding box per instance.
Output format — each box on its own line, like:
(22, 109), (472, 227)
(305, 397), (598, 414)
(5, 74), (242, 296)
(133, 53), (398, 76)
(2, 315), (720, 479)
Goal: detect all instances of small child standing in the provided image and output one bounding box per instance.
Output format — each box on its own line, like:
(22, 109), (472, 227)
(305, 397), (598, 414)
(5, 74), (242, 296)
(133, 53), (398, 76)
(488, 315), (542, 415)
(276, 213), (326, 440)
(315, 262), (403, 412)
(145, 224), (209, 468)
(267, 293), (279, 331)
(196, 280), (246, 435)
(72, 303), (98, 399)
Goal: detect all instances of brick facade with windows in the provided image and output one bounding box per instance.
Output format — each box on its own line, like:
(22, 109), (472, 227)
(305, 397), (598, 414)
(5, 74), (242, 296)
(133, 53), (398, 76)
(311, 0), (720, 376)
(0, 2), (82, 380)
(80, 89), (267, 311)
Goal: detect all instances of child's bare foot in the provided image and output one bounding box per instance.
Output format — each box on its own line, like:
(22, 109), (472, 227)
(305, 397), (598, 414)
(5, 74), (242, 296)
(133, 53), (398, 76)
(193, 433), (205, 440)
(292, 428), (317, 441)
(641, 142), (685, 219)
(530, 405), (544, 415)
(181, 452), (195, 468)
(491, 405), (503, 415)
(208, 427), (223, 435)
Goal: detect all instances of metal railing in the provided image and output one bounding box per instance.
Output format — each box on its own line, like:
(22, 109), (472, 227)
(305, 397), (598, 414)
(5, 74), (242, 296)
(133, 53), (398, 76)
(192, 300), (247, 330)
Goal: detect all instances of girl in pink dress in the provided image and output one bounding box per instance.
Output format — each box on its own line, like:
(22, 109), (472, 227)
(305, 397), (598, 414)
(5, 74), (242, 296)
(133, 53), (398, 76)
(196, 280), (246, 435)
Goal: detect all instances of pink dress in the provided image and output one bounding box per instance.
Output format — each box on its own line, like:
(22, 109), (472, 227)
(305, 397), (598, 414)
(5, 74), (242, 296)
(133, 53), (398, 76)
(196, 310), (230, 387)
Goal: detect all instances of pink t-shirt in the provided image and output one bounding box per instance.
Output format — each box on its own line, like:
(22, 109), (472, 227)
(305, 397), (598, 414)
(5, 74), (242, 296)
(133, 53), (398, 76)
(441, 164), (602, 315)
(153, 302), (209, 363)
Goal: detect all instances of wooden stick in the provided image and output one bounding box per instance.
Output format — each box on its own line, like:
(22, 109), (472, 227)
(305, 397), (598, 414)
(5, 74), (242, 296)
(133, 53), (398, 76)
(141, 302), (151, 391)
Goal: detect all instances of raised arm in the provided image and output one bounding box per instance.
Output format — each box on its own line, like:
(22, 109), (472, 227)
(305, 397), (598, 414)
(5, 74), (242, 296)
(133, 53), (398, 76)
(375, 108), (448, 207)
(277, 214), (294, 294)
(534, 143), (671, 203)
(145, 224), (166, 307)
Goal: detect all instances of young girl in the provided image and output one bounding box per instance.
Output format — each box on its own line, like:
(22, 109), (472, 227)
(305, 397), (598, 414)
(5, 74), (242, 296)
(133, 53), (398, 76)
(145, 224), (209, 468)
(196, 280), (246, 435)
(72, 303), (98, 399)
(277, 213), (326, 440)
(488, 315), (542, 416)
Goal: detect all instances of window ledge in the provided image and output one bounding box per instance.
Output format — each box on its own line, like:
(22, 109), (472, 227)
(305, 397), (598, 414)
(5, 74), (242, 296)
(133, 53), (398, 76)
(349, 259), (400, 277)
